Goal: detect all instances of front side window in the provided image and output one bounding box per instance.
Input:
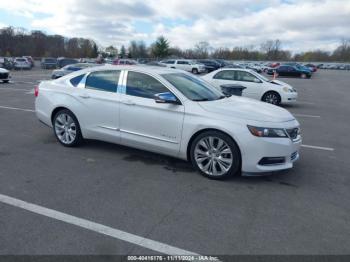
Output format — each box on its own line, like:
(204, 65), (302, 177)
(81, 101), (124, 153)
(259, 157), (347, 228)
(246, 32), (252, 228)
(126, 71), (169, 99)
(213, 70), (235, 80)
(234, 71), (260, 82)
(85, 70), (120, 92)
(177, 61), (189, 65)
(162, 73), (223, 101)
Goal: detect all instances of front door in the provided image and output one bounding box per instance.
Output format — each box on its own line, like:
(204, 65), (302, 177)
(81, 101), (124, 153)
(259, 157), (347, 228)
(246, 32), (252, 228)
(119, 71), (185, 156)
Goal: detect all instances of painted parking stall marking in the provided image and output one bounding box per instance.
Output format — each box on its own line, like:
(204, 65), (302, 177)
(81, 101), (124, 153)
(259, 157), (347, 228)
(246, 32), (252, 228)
(294, 113), (321, 118)
(302, 144), (335, 151)
(0, 193), (200, 256)
(0, 105), (35, 112)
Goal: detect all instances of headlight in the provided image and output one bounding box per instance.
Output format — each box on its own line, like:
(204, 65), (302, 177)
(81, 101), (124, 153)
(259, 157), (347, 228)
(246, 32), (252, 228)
(283, 87), (294, 92)
(247, 125), (287, 138)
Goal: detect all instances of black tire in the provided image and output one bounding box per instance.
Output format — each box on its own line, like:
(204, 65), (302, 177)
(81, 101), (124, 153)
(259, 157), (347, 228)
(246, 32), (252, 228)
(53, 109), (83, 147)
(192, 68), (199, 74)
(190, 130), (241, 180)
(262, 91), (281, 105)
(2, 80), (9, 83)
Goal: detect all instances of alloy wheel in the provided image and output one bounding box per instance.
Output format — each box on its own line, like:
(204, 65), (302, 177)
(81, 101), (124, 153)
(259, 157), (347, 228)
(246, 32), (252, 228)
(194, 136), (233, 176)
(54, 113), (77, 144)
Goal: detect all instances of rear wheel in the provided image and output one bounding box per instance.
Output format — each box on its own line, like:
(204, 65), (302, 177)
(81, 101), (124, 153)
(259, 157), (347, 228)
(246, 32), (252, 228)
(262, 91), (281, 105)
(53, 109), (83, 147)
(190, 131), (241, 179)
(301, 73), (307, 79)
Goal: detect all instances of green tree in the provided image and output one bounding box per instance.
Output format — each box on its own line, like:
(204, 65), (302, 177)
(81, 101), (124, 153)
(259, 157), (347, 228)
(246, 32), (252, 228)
(151, 36), (170, 59)
(120, 45), (126, 58)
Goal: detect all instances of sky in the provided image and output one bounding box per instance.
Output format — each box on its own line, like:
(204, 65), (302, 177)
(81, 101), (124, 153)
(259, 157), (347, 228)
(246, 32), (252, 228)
(0, 0), (349, 52)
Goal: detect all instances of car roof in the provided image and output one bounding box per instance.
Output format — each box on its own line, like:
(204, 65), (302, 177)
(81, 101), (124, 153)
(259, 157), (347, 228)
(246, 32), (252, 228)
(58, 64), (185, 80)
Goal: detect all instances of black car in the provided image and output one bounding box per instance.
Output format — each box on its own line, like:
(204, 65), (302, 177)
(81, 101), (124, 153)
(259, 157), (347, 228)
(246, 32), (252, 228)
(41, 58), (57, 69)
(57, 58), (79, 68)
(267, 65), (312, 78)
(196, 59), (221, 72)
(51, 63), (97, 79)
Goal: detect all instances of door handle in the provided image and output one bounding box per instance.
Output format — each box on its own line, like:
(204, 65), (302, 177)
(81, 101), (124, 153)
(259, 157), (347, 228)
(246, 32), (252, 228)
(79, 94), (90, 99)
(121, 100), (136, 106)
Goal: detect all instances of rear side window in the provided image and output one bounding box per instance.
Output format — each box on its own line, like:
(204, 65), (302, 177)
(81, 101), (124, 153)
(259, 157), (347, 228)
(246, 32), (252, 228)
(126, 71), (169, 99)
(70, 74), (84, 87)
(85, 70), (120, 92)
(213, 70), (235, 80)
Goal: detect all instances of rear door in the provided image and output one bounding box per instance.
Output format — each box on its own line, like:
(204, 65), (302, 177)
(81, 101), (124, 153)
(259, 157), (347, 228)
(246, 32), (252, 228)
(75, 70), (121, 142)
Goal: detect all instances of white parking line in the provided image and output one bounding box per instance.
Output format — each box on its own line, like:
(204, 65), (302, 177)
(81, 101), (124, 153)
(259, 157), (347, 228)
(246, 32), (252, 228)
(0, 193), (199, 256)
(0, 105), (35, 112)
(294, 113), (321, 118)
(302, 144), (334, 151)
(297, 101), (315, 105)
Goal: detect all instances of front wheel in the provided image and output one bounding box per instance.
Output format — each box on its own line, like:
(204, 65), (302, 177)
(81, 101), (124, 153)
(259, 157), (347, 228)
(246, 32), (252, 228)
(53, 109), (83, 147)
(192, 68), (199, 74)
(262, 91), (281, 105)
(190, 131), (241, 179)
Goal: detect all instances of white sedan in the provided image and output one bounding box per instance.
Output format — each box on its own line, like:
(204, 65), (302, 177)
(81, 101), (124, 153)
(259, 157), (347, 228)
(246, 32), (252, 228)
(0, 68), (11, 83)
(202, 68), (298, 105)
(35, 65), (301, 179)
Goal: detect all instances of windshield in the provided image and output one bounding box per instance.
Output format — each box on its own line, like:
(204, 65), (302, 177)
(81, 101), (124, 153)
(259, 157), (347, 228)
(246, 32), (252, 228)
(162, 73), (224, 101)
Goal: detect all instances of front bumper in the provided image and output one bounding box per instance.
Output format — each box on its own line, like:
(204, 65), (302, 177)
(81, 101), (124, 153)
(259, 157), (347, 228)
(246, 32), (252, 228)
(281, 92), (298, 103)
(240, 131), (302, 174)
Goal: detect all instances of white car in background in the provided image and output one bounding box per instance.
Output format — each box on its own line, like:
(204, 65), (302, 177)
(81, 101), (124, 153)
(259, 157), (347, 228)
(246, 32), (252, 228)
(0, 67), (11, 83)
(35, 66), (301, 179)
(160, 59), (206, 74)
(14, 57), (31, 70)
(202, 68), (298, 105)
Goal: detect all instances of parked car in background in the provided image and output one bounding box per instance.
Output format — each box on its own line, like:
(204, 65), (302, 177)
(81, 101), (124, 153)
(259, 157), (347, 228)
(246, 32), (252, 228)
(41, 57), (57, 69)
(51, 63), (97, 79)
(304, 64), (317, 72)
(145, 61), (167, 67)
(113, 59), (138, 65)
(23, 56), (35, 68)
(0, 57), (13, 70)
(224, 64), (243, 69)
(267, 65), (312, 79)
(196, 59), (221, 72)
(202, 68), (297, 105)
(57, 58), (79, 68)
(0, 67), (11, 83)
(14, 57), (31, 70)
(160, 59), (206, 74)
(35, 65), (301, 179)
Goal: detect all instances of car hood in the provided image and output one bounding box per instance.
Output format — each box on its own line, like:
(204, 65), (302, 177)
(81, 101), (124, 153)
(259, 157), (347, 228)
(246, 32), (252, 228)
(269, 79), (293, 89)
(198, 96), (295, 123)
(0, 68), (9, 73)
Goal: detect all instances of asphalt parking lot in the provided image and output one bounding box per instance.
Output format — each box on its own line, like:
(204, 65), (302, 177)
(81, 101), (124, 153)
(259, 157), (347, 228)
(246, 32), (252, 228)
(0, 67), (349, 256)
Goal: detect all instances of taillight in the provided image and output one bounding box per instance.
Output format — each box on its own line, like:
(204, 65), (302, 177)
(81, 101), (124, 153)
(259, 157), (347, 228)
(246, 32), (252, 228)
(34, 85), (39, 97)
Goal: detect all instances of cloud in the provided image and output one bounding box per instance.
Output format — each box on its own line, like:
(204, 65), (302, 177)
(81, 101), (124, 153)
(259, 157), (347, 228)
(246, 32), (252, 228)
(0, 0), (349, 51)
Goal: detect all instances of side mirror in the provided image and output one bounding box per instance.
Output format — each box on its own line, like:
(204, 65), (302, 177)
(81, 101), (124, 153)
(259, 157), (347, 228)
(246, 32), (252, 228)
(154, 92), (181, 105)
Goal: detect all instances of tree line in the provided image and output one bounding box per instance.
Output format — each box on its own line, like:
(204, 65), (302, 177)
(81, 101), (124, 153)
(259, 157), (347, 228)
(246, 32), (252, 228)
(0, 27), (98, 58)
(1, 26), (350, 62)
